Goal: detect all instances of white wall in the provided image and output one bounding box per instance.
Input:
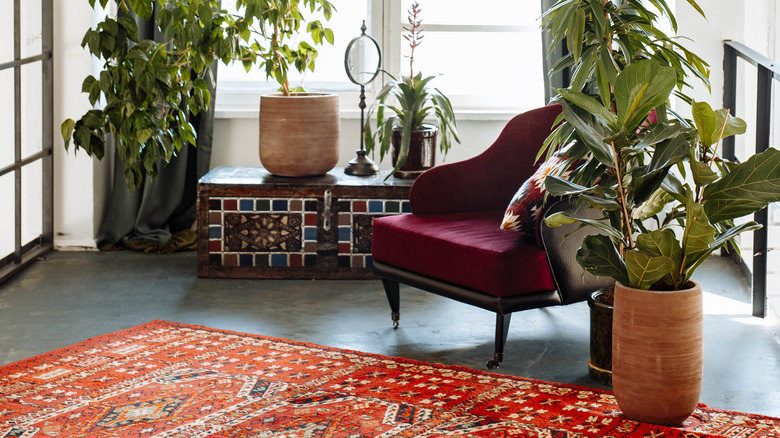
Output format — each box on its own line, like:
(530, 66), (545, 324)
(210, 115), (510, 172)
(52, 1), (775, 248)
(53, 1), (97, 249)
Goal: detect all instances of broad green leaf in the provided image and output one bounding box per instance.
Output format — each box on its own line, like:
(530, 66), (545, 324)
(680, 221), (761, 286)
(703, 147), (780, 223)
(691, 160), (719, 186)
(614, 60), (677, 131)
(636, 229), (682, 260)
(632, 121), (687, 152)
(683, 202), (715, 255)
(61, 119), (76, 147)
(558, 100), (615, 166)
(581, 194), (621, 211)
(568, 8), (586, 62)
(625, 250), (675, 290)
(544, 174), (593, 196)
(632, 188), (671, 221)
(544, 211), (624, 242)
(576, 234), (629, 286)
(692, 100), (747, 148)
(557, 88), (616, 128)
(128, 0), (154, 21)
(544, 211), (579, 228)
(636, 228), (683, 285)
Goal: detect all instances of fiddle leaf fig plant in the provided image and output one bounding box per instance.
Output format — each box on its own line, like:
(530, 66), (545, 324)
(542, 60), (780, 291)
(61, 0), (336, 190)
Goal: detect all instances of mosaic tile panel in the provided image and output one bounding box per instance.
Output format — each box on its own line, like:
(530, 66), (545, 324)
(224, 213), (302, 252)
(208, 197), (316, 268)
(337, 199), (412, 268)
(207, 196), (410, 270)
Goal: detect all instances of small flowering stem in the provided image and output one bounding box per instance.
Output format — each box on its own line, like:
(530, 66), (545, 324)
(404, 1), (423, 82)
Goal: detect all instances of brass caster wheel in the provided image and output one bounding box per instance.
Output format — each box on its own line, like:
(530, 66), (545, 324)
(486, 353), (503, 369)
(391, 312), (400, 329)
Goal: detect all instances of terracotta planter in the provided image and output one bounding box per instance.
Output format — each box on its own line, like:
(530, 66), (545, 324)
(588, 287), (613, 386)
(612, 281), (703, 426)
(259, 93), (340, 177)
(391, 124), (437, 179)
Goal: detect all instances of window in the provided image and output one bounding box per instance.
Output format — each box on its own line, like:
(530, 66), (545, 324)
(215, 0), (545, 117)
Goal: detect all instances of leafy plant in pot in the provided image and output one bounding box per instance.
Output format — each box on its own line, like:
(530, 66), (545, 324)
(541, 0), (712, 388)
(541, 58), (780, 426)
(61, 0), (339, 189)
(240, 0), (340, 177)
(364, 1), (459, 179)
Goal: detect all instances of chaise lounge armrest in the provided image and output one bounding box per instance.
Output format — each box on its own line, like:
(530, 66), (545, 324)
(409, 105), (561, 216)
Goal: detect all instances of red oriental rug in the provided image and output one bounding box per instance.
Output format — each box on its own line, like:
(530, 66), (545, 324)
(0, 320), (777, 437)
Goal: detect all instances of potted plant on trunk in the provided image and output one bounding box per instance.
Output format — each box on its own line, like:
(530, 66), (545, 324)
(61, 0), (338, 187)
(541, 0), (711, 387)
(240, 0), (339, 177)
(363, 1), (459, 179)
(540, 52), (780, 431)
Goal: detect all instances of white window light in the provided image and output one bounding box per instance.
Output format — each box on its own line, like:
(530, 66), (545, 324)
(215, 0), (545, 119)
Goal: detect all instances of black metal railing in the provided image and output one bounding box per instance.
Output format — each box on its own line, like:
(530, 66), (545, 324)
(722, 40), (779, 318)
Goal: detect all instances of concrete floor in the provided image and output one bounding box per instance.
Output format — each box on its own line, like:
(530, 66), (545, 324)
(0, 250), (778, 417)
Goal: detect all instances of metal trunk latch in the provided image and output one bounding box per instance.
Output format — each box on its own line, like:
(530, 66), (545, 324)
(322, 189), (333, 231)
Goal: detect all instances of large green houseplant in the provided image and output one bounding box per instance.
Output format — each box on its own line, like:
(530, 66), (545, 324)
(364, 1), (459, 179)
(540, 0), (780, 427)
(61, 0), (337, 189)
(540, 0), (711, 388)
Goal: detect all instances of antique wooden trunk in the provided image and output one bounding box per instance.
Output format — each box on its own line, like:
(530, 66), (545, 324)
(197, 167), (412, 279)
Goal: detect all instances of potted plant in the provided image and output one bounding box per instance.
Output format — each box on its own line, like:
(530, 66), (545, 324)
(61, 0), (241, 190)
(240, 0), (340, 177)
(541, 49), (780, 431)
(540, 0), (711, 387)
(540, 1), (780, 427)
(61, 0), (338, 188)
(363, 1), (459, 179)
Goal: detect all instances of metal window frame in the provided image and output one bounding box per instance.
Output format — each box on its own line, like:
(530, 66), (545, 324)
(722, 40), (779, 318)
(0, 0), (54, 285)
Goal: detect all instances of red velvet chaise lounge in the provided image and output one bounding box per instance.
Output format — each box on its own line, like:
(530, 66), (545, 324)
(371, 105), (609, 368)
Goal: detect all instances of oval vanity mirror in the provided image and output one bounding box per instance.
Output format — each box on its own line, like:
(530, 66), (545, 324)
(345, 23), (381, 86)
(344, 21), (382, 176)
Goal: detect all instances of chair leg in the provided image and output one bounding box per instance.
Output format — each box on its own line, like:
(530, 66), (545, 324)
(487, 313), (512, 369)
(381, 278), (401, 329)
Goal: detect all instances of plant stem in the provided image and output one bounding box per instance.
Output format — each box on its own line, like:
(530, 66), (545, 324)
(611, 140), (634, 253)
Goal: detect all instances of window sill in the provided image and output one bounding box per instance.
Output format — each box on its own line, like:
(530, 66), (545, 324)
(214, 106), (529, 122)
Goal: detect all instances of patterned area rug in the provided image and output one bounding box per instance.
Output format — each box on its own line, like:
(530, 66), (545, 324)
(0, 320), (777, 437)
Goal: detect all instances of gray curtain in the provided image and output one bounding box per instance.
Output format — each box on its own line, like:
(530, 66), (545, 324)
(541, 0), (569, 104)
(96, 6), (216, 253)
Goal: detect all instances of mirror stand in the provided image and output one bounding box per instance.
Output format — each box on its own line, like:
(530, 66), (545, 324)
(344, 21), (381, 176)
(345, 82), (380, 176)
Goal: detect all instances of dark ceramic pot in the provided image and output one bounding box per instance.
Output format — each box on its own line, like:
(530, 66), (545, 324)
(391, 124), (437, 179)
(588, 287), (613, 386)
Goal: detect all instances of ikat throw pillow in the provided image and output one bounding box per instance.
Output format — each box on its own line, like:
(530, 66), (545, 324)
(500, 153), (567, 245)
